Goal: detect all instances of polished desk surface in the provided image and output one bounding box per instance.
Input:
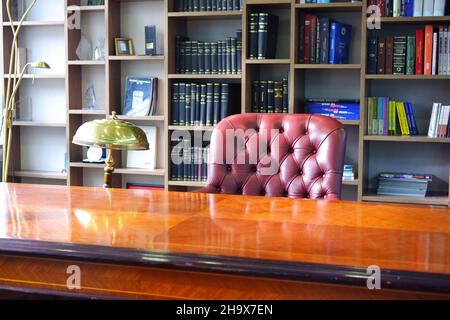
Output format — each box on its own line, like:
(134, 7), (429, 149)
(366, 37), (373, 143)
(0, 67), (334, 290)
(0, 183), (450, 295)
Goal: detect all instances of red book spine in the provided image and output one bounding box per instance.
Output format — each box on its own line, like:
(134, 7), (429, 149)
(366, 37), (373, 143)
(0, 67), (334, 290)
(378, 0), (386, 17)
(415, 29), (424, 75)
(424, 25), (433, 75)
(310, 14), (317, 64)
(377, 37), (386, 74)
(303, 14), (311, 64)
(385, 36), (394, 74)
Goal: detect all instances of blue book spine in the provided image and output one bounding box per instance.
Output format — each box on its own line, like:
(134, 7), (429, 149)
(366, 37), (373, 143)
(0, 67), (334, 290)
(406, 0), (414, 16)
(408, 102), (419, 135)
(329, 22), (352, 64)
(404, 102), (414, 135)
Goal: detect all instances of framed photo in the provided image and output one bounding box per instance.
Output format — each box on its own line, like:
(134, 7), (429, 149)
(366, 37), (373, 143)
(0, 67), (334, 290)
(115, 38), (134, 56)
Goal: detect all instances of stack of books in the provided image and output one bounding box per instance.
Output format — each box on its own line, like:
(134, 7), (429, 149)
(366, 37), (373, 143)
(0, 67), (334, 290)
(174, 0), (243, 12)
(367, 98), (418, 136)
(428, 103), (450, 138)
(367, 0), (447, 17)
(171, 139), (209, 182)
(298, 15), (352, 64)
(368, 25), (450, 75)
(175, 30), (242, 75)
(343, 164), (355, 181)
(306, 99), (360, 121)
(248, 13), (279, 60)
(252, 79), (289, 113)
(377, 172), (432, 198)
(171, 82), (240, 126)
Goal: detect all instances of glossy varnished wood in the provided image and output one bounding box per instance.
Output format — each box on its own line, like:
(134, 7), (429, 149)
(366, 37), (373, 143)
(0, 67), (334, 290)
(0, 183), (450, 299)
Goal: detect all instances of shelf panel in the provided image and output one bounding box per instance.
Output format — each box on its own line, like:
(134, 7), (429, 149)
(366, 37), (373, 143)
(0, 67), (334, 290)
(108, 55), (164, 61)
(70, 163), (165, 176)
(4, 74), (65, 79)
(67, 5), (105, 11)
(339, 120), (360, 126)
(13, 121), (66, 127)
(247, 0), (291, 5)
(366, 74), (450, 80)
(362, 194), (449, 206)
(168, 180), (207, 187)
(377, 16), (450, 24)
(116, 115), (165, 121)
(68, 60), (105, 65)
(364, 135), (450, 143)
(70, 162), (104, 169)
(342, 179), (359, 186)
(2, 21), (65, 27)
(168, 11), (242, 18)
(296, 2), (363, 11)
(69, 109), (106, 115)
(13, 170), (67, 180)
(168, 74), (241, 79)
(295, 64), (361, 70)
(246, 59), (291, 65)
(168, 125), (215, 131)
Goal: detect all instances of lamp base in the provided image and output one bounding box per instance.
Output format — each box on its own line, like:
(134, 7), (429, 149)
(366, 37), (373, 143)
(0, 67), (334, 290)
(103, 149), (115, 188)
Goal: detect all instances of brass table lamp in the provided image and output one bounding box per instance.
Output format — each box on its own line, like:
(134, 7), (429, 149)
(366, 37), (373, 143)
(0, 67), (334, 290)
(72, 112), (149, 188)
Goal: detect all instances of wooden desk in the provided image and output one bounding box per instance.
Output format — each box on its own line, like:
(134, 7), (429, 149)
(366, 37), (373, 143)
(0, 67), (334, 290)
(0, 183), (449, 299)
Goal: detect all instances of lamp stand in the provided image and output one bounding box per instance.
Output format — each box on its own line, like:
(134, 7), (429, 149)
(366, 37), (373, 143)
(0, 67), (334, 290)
(103, 149), (115, 188)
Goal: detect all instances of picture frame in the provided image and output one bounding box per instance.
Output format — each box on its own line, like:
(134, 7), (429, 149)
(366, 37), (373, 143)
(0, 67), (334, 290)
(114, 38), (134, 56)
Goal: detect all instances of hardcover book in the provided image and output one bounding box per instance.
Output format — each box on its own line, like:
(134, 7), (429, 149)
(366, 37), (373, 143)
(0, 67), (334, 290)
(329, 21), (352, 64)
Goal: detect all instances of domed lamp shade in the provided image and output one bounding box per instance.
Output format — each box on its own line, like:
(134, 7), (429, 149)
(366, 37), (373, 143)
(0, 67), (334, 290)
(72, 112), (149, 188)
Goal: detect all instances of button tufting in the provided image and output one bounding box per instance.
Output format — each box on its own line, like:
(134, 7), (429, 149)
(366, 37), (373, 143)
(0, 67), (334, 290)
(226, 165), (232, 171)
(312, 149), (316, 154)
(279, 128), (284, 133)
(289, 147), (294, 153)
(251, 166), (257, 172)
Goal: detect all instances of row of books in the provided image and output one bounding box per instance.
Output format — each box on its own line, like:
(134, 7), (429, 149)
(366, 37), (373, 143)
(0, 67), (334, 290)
(252, 79), (289, 113)
(248, 13), (279, 60)
(174, 0), (242, 12)
(367, 98), (418, 136)
(428, 103), (450, 137)
(368, 0), (447, 17)
(171, 143), (209, 182)
(175, 31), (242, 74)
(377, 172), (432, 198)
(306, 99), (360, 120)
(368, 26), (450, 75)
(171, 83), (239, 126)
(298, 15), (352, 64)
(343, 164), (355, 181)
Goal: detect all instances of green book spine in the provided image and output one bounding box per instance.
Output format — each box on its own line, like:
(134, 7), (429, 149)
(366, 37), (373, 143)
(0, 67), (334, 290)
(367, 97), (373, 135)
(406, 36), (416, 75)
(372, 97), (378, 135)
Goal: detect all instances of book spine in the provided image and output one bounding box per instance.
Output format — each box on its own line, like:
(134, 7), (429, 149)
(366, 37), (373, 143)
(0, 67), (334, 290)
(415, 29), (424, 74)
(282, 78), (289, 113)
(185, 83), (191, 125)
(200, 0), (206, 11)
(206, 83), (213, 126)
(304, 14), (312, 64)
(258, 13), (268, 59)
(191, 84), (197, 125)
(428, 103), (439, 137)
(194, 0), (200, 11)
(377, 37), (386, 74)
(237, 40), (242, 73)
(393, 36), (406, 74)
(200, 84), (207, 125)
(406, 36), (416, 74)
(145, 25), (156, 55)
(252, 81), (260, 113)
(439, 26), (444, 75)
(249, 13), (259, 59)
(260, 81), (268, 113)
(310, 15), (317, 63)
(298, 15), (305, 63)
(172, 83), (179, 125)
(198, 42), (205, 74)
(367, 37), (378, 74)
(423, 0), (434, 16)
(195, 84), (201, 125)
(191, 41), (198, 74)
(413, 0), (423, 16)
(185, 41), (192, 73)
(204, 42), (211, 74)
(179, 40), (186, 73)
(424, 25), (433, 75)
(274, 81), (283, 113)
(183, 139), (190, 181)
(221, 41), (227, 74)
(231, 37), (237, 74)
(434, 0), (446, 16)
(217, 41), (223, 74)
(211, 41), (218, 74)
(267, 81), (275, 113)
(367, 98), (373, 135)
(315, 18), (321, 64)
(179, 83), (186, 125)
(432, 32), (438, 75)
(385, 36), (394, 74)
(226, 37), (232, 74)
(319, 17), (330, 64)
(378, 98), (384, 135)
(213, 83), (221, 125)
(220, 83), (229, 120)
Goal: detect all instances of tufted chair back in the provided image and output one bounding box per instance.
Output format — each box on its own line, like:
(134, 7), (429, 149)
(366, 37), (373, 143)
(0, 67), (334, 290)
(197, 114), (347, 199)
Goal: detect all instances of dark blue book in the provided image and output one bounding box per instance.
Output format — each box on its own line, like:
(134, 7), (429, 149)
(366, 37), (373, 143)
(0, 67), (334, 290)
(190, 84), (197, 125)
(319, 17), (330, 64)
(368, 36), (378, 74)
(213, 83), (221, 125)
(185, 83), (191, 125)
(220, 83), (229, 120)
(178, 83), (186, 125)
(145, 25), (156, 55)
(200, 84), (207, 125)
(406, 0), (414, 17)
(172, 83), (179, 125)
(329, 22), (352, 64)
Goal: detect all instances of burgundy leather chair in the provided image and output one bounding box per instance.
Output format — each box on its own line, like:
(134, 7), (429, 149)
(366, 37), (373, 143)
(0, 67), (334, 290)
(197, 114), (347, 199)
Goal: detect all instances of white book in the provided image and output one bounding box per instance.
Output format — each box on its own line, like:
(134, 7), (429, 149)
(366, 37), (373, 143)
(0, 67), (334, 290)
(423, 0), (435, 16)
(413, 0), (424, 16)
(438, 105), (448, 137)
(126, 126), (157, 170)
(428, 103), (440, 137)
(432, 32), (438, 75)
(433, 0), (446, 16)
(447, 28), (450, 75)
(439, 27), (444, 74)
(393, 0), (401, 17)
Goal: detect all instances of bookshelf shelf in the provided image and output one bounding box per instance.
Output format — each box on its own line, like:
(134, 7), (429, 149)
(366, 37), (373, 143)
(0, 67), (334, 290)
(108, 55), (165, 61)
(70, 162), (104, 169)
(68, 60), (105, 65)
(246, 59), (291, 65)
(13, 121), (66, 128)
(114, 168), (166, 176)
(67, 5), (105, 11)
(69, 109), (106, 115)
(295, 2), (363, 11)
(12, 171), (67, 180)
(365, 74), (450, 80)
(168, 74), (242, 79)
(343, 179), (359, 186)
(363, 135), (450, 143)
(116, 115), (165, 121)
(246, 0), (291, 5)
(295, 64), (361, 70)
(168, 180), (207, 188)
(2, 21), (65, 27)
(378, 16), (450, 24)
(362, 194), (449, 206)
(339, 120), (360, 126)
(168, 11), (243, 18)
(4, 74), (66, 79)
(168, 125), (215, 131)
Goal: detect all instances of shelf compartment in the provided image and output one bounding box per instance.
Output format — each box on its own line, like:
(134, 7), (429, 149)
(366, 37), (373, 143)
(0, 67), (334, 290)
(12, 170), (67, 180)
(366, 74), (450, 80)
(364, 135), (450, 143)
(247, 59), (291, 65)
(295, 2), (363, 11)
(13, 121), (66, 127)
(108, 55), (165, 61)
(362, 193), (449, 206)
(168, 180), (207, 187)
(168, 11), (243, 18)
(168, 74), (241, 79)
(296, 64), (361, 70)
(168, 125), (215, 131)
